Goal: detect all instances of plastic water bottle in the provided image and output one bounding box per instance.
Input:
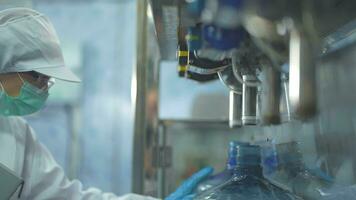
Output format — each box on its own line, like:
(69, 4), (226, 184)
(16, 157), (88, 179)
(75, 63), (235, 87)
(195, 141), (248, 193)
(266, 141), (334, 199)
(320, 185), (356, 200)
(194, 144), (301, 200)
(258, 139), (278, 176)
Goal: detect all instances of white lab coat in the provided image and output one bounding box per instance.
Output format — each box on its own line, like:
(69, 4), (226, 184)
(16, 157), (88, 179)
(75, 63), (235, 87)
(0, 116), (159, 200)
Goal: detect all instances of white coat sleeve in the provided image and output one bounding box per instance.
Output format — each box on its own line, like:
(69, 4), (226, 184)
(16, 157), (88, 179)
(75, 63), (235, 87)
(20, 123), (160, 200)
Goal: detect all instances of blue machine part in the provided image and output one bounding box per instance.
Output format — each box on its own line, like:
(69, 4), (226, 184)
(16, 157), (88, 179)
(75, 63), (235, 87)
(203, 24), (246, 50)
(186, 0), (205, 17)
(187, 26), (203, 51)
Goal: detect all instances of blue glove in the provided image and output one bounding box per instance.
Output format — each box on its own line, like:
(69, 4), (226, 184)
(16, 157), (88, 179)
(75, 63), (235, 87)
(165, 167), (214, 200)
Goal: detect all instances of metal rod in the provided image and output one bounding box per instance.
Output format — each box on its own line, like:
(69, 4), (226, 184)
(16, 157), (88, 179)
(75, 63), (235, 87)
(289, 28), (317, 119)
(157, 123), (167, 198)
(132, 0), (148, 194)
(229, 90), (242, 128)
(260, 64), (281, 124)
(282, 74), (291, 121)
(242, 75), (258, 125)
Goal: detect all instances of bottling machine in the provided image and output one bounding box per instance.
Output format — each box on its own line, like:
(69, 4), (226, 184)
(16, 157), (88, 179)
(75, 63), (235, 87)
(131, 0), (356, 199)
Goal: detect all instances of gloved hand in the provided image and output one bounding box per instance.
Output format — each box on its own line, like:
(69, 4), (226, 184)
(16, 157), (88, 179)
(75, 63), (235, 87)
(165, 167), (214, 200)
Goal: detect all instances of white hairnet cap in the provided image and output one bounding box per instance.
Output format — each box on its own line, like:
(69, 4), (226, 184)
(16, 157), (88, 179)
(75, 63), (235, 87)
(0, 8), (80, 82)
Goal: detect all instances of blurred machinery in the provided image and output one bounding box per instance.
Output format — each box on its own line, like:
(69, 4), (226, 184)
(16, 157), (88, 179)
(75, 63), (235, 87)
(176, 0), (356, 125)
(133, 0), (356, 199)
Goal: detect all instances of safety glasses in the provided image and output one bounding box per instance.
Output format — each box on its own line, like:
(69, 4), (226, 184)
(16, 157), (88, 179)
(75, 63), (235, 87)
(20, 71), (56, 91)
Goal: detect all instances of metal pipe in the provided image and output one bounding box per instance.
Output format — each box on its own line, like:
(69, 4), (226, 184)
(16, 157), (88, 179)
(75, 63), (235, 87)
(282, 73), (291, 121)
(231, 50), (261, 87)
(229, 90), (242, 128)
(289, 28), (317, 119)
(132, 0), (148, 194)
(157, 123), (167, 198)
(260, 64), (281, 124)
(242, 75), (258, 125)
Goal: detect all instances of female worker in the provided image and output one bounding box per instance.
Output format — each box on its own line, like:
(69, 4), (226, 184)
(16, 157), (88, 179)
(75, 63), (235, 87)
(0, 7), (212, 200)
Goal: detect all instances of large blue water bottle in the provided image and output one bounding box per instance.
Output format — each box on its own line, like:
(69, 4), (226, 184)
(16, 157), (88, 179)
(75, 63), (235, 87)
(267, 142), (333, 199)
(195, 141), (248, 193)
(194, 144), (301, 200)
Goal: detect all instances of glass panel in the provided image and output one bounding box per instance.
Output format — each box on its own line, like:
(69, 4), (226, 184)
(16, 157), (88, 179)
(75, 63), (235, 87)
(159, 61), (229, 120)
(23, 1), (138, 195)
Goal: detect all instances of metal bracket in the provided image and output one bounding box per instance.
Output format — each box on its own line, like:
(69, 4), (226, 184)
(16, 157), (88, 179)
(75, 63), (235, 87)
(153, 146), (172, 168)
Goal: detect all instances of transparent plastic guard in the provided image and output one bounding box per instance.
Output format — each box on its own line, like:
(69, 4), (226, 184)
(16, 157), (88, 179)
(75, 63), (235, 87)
(260, 140), (337, 199)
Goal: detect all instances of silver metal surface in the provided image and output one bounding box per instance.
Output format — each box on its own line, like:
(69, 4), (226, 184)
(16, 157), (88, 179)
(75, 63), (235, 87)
(323, 19), (356, 55)
(132, 0), (148, 194)
(149, 0), (179, 60)
(132, 0), (161, 195)
(260, 64), (281, 124)
(289, 28), (317, 119)
(281, 73), (291, 122)
(160, 119), (230, 128)
(229, 91), (242, 128)
(242, 75), (258, 125)
(157, 123), (167, 198)
(311, 0), (356, 38)
(218, 66), (242, 94)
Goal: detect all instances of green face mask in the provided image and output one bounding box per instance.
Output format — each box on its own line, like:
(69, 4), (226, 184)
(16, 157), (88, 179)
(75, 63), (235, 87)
(0, 81), (49, 116)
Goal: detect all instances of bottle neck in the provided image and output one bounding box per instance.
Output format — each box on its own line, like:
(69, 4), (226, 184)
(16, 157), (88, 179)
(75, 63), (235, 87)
(226, 152), (263, 177)
(226, 143), (262, 176)
(226, 154), (238, 170)
(232, 164), (263, 177)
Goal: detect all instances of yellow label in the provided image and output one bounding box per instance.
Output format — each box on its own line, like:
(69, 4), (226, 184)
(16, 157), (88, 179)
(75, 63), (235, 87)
(178, 65), (187, 72)
(178, 51), (189, 57)
(185, 35), (200, 41)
